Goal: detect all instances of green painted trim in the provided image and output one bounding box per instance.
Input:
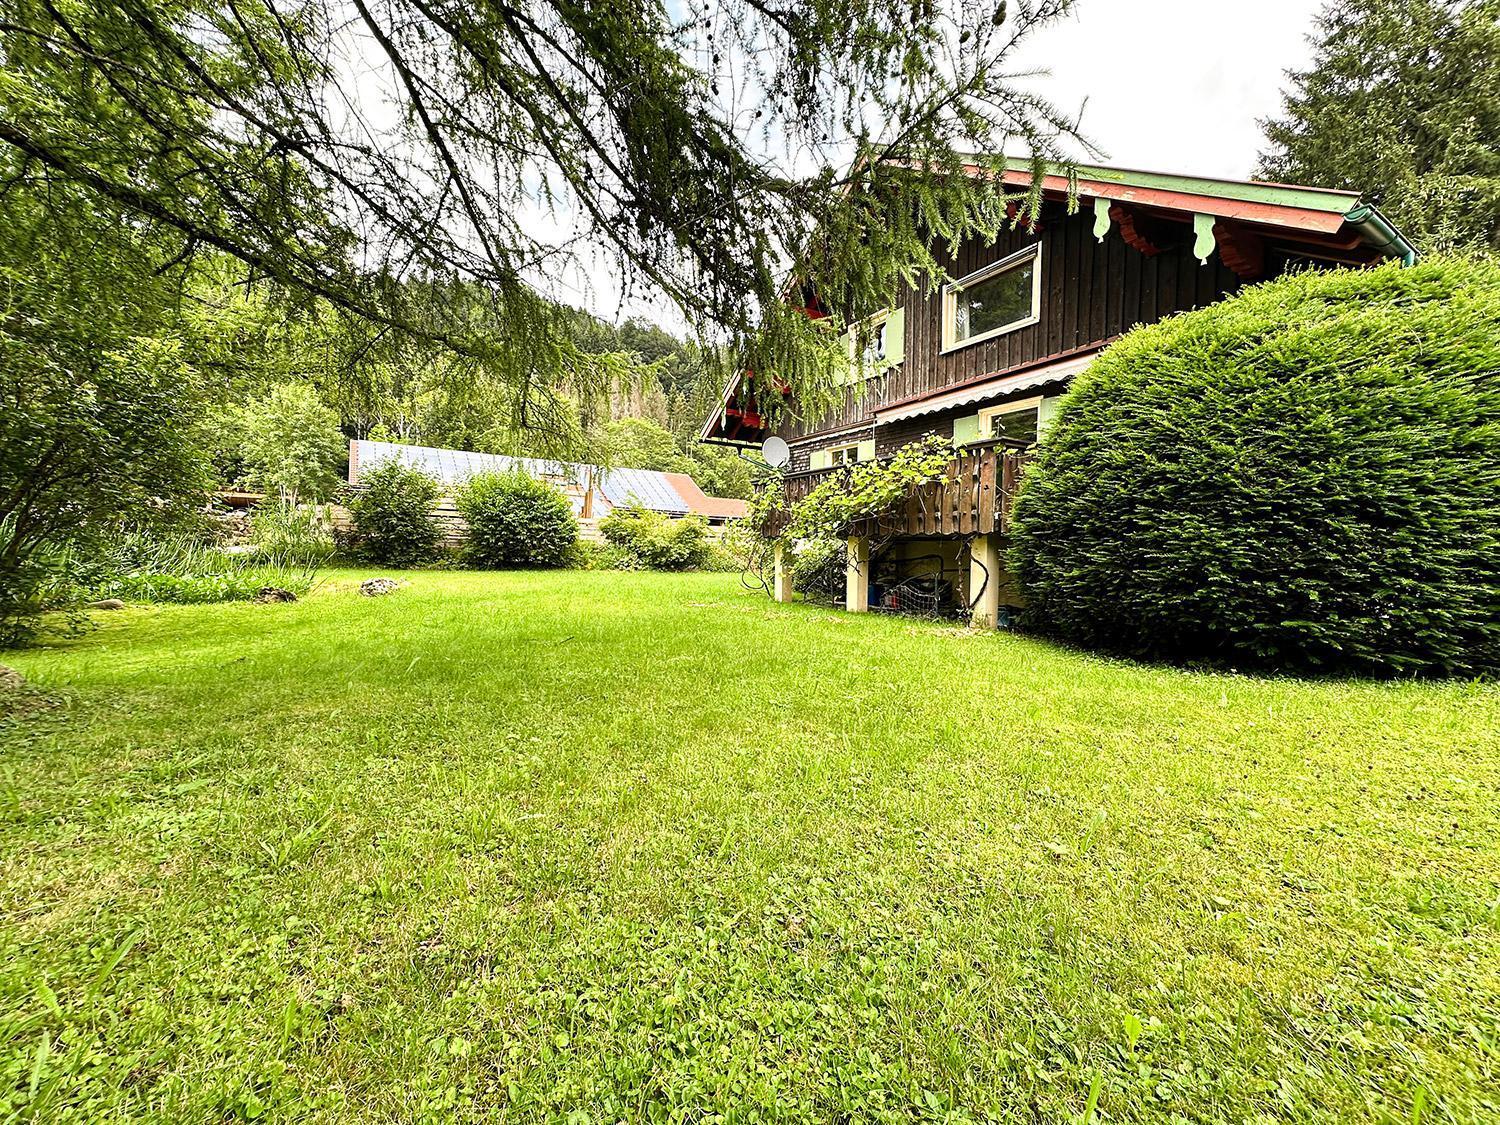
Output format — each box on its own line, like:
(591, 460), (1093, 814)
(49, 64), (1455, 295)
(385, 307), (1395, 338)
(952, 413), (981, 448)
(1192, 213), (1217, 263)
(1092, 196), (1112, 241)
(884, 307), (905, 366)
(856, 439), (876, 462)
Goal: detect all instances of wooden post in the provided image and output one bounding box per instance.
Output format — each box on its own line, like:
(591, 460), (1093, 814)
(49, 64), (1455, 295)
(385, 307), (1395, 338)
(969, 533), (1002, 629)
(845, 536), (870, 613)
(772, 543), (793, 604)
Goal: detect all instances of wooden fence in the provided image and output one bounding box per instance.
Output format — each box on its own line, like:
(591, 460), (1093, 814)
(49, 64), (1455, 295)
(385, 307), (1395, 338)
(774, 441), (1030, 539)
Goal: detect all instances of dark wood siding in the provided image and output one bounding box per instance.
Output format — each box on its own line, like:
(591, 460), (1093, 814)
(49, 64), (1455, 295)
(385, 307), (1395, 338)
(776, 206), (1243, 443)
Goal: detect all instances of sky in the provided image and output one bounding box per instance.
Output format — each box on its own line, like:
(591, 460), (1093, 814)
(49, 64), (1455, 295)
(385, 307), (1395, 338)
(555, 0), (1327, 327)
(1007, 0), (1322, 180)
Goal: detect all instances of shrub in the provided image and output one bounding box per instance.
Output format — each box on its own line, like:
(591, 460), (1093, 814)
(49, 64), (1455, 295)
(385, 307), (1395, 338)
(564, 540), (633, 571)
(599, 504), (710, 570)
(343, 461), (442, 567)
(457, 471), (577, 568)
(1012, 257), (1500, 677)
(0, 189), (209, 646)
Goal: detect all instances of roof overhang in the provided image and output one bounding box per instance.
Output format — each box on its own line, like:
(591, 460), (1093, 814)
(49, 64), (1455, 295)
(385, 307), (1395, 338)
(877, 349), (1099, 425)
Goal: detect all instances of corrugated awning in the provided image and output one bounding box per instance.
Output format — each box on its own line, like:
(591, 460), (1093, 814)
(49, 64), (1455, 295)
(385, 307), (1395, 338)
(876, 351), (1097, 424)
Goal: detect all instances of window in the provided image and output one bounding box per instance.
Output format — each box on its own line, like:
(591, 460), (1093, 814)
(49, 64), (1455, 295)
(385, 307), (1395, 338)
(860, 319), (887, 366)
(828, 444), (860, 466)
(978, 397), (1041, 446)
(942, 246), (1041, 351)
(843, 308), (903, 381)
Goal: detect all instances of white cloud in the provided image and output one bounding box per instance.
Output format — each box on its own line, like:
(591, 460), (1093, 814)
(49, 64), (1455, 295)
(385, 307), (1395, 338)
(1008, 0), (1321, 180)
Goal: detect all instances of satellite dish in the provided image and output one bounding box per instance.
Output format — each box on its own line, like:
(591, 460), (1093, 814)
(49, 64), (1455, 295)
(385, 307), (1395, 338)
(761, 436), (790, 469)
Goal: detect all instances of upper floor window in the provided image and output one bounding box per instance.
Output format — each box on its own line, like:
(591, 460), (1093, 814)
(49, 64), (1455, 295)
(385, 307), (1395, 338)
(843, 307), (904, 382)
(860, 318), (888, 366)
(942, 245), (1041, 352)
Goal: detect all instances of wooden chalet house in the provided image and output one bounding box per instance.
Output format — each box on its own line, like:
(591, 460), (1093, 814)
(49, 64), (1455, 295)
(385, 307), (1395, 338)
(700, 158), (1418, 626)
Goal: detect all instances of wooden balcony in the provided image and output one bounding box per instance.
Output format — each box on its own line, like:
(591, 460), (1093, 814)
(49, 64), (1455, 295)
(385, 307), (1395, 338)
(773, 440), (1031, 539)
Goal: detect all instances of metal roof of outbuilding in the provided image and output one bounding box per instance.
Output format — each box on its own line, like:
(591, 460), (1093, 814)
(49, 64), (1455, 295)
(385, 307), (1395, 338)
(347, 440), (742, 520)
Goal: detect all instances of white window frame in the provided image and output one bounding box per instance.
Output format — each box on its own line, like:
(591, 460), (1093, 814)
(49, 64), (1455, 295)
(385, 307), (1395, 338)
(978, 395), (1043, 444)
(827, 443), (861, 466)
(851, 309), (891, 369)
(941, 244), (1042, 353)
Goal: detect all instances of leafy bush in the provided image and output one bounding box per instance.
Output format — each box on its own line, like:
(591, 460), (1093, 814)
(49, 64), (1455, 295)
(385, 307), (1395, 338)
(0, 199), (209, 645)
(343, 460), (442, 567)
(0, 518), (85, 647)
(599, 504), (710, 570)
(249, 502), (336, 565)
(790, 538), (845, 602)
(1012, 257), (1500, 677)
(457, 471), (577, 568)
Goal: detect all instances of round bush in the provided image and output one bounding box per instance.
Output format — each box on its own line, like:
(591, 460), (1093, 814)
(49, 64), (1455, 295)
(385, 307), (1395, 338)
(458, 470), (577, 568)
(1011, 257), (1500, 677)
(343, 460), (442, 567)
(598, 503), (710, 571)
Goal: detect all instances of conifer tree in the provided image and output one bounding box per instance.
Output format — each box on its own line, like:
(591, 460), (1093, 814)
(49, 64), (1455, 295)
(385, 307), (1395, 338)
(1258, 0), (1500, 253)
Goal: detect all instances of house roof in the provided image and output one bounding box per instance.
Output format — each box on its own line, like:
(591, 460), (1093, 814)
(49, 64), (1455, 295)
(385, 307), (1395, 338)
(662, 473), (749, 520)
(349, 440), (591, 490)
(979, 156), (1365, 233)
(347, 440), (745, 520)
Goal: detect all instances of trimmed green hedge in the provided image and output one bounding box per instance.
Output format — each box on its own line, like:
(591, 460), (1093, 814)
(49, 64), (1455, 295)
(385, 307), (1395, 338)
(457, 470), (577, 568)
(1012, 257), (1500, 677)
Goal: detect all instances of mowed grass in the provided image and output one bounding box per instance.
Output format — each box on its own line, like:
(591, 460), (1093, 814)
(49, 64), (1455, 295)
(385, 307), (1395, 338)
(2, 570), (1497, 1123)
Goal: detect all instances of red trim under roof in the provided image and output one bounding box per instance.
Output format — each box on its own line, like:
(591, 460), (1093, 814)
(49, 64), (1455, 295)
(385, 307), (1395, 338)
(989, 168), (1350, 234)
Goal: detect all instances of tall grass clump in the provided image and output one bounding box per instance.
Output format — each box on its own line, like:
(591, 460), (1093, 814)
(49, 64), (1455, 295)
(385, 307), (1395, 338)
(1012, 257), (1500, 677)
(249, 502), (336, 566)
(89, 532), (319, 604)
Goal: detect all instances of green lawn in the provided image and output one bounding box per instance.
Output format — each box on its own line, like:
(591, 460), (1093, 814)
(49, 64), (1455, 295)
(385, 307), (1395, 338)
(2, 570), (1497, 1123)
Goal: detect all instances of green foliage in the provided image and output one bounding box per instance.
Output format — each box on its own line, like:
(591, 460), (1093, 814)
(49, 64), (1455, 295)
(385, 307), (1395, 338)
(224, 384), (347, 502)
(1012, 257), (1500, 677)
(774, 436), (954, 545)
(456, 471), (577, 569)
(599, 504), (711, 571)
(88, 532), (319, 604)
(1, 570), (1496, 1122)
(0, 0), (1081, 424)
(1258, 0), (1500, 254)
(0, 187), (208, 644)
(343, 461), (443, 567)
(248, 503), (337, 567)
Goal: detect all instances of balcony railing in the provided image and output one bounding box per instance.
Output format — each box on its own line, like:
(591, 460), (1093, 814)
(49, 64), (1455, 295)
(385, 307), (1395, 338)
(773, 439), (1031, 539)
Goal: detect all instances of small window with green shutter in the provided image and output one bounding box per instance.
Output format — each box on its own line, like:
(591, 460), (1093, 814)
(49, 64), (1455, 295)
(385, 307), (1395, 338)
(827, 443), (860, 465)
